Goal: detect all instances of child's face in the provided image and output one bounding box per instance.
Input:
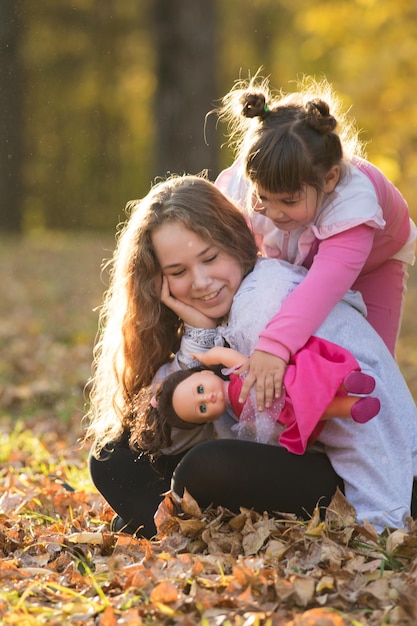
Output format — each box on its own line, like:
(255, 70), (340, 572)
(152, 222), (244, 321)
(172, 370), (228, 424)
(253, 184), (322, 230)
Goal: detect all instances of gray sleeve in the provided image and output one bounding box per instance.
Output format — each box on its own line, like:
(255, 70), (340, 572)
(177, 325), (224, 368)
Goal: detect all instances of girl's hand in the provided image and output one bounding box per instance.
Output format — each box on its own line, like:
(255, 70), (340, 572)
(236, 350), (287, 410)
(160, 276), (216, 328)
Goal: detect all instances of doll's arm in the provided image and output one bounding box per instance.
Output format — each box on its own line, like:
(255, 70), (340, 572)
(193, 346), (246, 368)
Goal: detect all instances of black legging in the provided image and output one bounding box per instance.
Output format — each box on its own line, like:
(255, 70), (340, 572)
(90, 434), (347, 538)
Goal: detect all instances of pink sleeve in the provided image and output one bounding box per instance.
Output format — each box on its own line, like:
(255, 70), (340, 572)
(256, 224), (375, 360)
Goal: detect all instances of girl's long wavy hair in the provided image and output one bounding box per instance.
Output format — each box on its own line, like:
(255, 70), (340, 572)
(218, 73), (364, 194)
(84, 174), (258, 457)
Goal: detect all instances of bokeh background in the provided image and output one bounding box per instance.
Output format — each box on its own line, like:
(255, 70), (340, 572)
(2, 0), (417, 232)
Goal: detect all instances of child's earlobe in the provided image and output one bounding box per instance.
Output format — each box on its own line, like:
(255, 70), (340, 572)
(323, 165), (340, 193)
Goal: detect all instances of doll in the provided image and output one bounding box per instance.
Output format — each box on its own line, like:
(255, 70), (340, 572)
(150, 341), (380, 454)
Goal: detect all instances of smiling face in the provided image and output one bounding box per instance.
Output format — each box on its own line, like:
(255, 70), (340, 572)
(252, 165), (340, 231)
(253, 184), (322, 231)
(152, 222), (244, 322)
(171, 370), (229, 423)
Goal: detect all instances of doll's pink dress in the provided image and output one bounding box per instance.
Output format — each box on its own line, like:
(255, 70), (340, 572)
(227, 335), (362, 454)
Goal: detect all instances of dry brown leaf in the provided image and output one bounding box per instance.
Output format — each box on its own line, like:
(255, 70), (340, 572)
(180, 488), (203, 517)
(98, 605), (118, 626)
(325, 488), (357, 530)
(285, 607), (348, 625)
(292, 575), (315, 607)
(150, 580), (180, 604)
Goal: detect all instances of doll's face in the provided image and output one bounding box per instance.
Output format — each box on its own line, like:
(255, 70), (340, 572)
(172, 370), (228, 424)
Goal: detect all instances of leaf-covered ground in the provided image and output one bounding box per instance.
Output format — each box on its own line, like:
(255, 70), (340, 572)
(1, 233), (417, 626)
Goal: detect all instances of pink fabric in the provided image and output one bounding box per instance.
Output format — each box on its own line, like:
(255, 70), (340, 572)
(228, 336), (360, 454)
(256, 225), (375, 361)
(352, 258), (407, 355)
(228, 375), (244, 417)
(355, 158), (412, 270)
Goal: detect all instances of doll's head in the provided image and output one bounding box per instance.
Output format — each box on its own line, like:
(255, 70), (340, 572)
(126, 364), (229, 458)
(152, 364), (229, 429)
(170, 368), (229, 424)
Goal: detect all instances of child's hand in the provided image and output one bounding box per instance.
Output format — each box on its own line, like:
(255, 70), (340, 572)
(236, 350), (287, 410)
(160, 276), (216, 328)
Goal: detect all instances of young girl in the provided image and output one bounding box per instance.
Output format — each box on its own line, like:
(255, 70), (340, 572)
(85, 174), (417, 538)
(215, 75), (416, 409)
(146, 343), (379, 455)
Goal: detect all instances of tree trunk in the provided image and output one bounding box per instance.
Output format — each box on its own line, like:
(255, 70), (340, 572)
(0, 0), (24, 231)
(152, 0), (218, 180)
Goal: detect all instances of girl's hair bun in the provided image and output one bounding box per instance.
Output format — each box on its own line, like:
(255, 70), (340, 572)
(305, 99), (337, 134)
(240, 92), (270, 119)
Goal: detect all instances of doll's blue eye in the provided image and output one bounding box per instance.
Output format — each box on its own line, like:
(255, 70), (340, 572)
(197, 385), (204, 394)
(199, 404), (207, 414)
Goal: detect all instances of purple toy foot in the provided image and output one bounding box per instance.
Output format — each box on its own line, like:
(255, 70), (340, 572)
(351, 397), (381, 423)
(344, 370), (376, 395)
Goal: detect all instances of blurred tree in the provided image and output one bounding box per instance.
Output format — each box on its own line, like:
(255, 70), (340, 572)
(20, 0), (154, 231)
(151, 0), (218, 178)
(5, 0), (417, 231)
(0, 0), (24, 231)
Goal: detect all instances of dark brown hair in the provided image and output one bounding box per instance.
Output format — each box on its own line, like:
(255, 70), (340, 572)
(218, 75), (362, 195)
(241, 93), (343, 193)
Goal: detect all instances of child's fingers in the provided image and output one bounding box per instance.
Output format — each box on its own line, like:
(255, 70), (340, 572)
(238, 353), (286, 410)
(238, 371), (256, 405)
(258, 372), (278, 410)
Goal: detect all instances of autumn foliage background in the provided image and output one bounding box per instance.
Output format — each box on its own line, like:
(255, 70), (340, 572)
(2, 0), (417, 623)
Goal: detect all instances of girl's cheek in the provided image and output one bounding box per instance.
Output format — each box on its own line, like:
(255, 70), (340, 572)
(167, 278), (185, 299)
